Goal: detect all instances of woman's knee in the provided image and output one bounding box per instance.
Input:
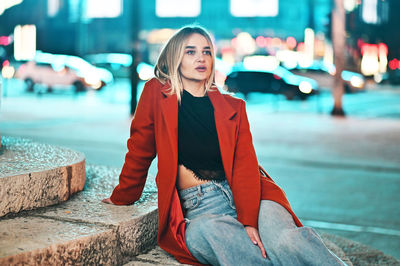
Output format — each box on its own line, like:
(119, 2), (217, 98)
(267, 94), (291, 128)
(272, 227), (321, 254)
(259, 200), (297, 231)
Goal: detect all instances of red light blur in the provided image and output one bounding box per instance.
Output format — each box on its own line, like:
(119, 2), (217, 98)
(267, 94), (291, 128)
(273, 74), (281, 80)
(378, 43), (388, 56)
(361, 44), (378, 56)
(297, 42), (305, 52)
(0, 36), (11, 46)
(231, 37), (238, 47)
(357, 39), (364, 48)
(286, 37), (297, 49)
(256, 36), (266, 47)
(3, 60), (10, 67)
(389, 59), (399, 70)
(272, 38), (281, 47)
(264, 37), (273, 47)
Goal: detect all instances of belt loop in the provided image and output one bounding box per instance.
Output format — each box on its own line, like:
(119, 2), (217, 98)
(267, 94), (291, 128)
(197, 184), (202, 196)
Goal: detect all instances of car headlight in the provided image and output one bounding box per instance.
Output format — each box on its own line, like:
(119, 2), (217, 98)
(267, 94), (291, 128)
(350, 76), (365, 88)
(84, 76), (102, 89)
(1, 65), (15, 79)
(299, 81), (313, 94)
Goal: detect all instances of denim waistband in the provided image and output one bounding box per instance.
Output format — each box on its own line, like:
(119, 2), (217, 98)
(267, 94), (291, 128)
(178, 180), (229, 200)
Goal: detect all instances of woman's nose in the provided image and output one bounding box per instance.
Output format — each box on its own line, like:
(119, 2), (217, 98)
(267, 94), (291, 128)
(197, 54), (205, 62)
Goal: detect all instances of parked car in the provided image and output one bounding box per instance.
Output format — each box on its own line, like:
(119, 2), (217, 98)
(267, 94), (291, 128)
(291, 61), (366, 93)
(383, 69), (400, 85)
(84, 53), (132, 79)
(223, 66), (319, 100)
(15, 51), (113, 93)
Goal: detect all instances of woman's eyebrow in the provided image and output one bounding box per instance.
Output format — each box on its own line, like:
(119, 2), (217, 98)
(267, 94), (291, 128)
(185, 46), (211, 49)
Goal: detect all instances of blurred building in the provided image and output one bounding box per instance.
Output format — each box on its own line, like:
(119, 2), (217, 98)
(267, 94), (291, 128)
(1, 0), (398, 81)
(0, 0), (331, 56)
(344, 0), (400, 81)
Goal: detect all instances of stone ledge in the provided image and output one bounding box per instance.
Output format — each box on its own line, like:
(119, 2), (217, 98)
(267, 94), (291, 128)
(0, 165), (158, 265)
(0, 137), (85, 217)
(0, 216), (119, 265)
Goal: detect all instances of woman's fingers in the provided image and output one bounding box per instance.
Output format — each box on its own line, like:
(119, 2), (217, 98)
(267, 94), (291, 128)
(245, 226), (268, 259)
(101, 198), (113, 204)
(254, 234), (267, 259)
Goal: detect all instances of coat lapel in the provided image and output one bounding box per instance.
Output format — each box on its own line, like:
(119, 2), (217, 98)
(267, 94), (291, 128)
(208, 88), (238, 181)
(160, 82), (179, 177)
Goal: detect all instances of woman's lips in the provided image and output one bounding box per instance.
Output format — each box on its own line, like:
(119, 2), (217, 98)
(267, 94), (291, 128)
(195, 66), (207, 72)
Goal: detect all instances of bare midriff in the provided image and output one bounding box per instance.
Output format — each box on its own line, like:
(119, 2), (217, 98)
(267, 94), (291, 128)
(176, 164), (210, 190)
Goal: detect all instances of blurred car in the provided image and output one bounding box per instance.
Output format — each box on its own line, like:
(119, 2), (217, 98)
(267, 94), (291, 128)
(341, 70), (365, 92)
(291, 61), (366, 93)
(223, 66), (318, 100)
(384, 69), (400, 85)
(15, 51), (113, 93)
(84, 53), (132, 79)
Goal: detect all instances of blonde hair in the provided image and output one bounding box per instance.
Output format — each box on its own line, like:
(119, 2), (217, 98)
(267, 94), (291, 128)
(154, 25), (216, 102)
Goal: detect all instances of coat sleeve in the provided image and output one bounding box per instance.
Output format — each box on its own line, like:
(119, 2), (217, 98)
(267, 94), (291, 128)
(231, 100), (261, 228)
(110, 82), (157, 205)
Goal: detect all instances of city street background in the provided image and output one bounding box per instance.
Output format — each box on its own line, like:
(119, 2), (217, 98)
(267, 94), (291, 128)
(1, 78), (399, 259)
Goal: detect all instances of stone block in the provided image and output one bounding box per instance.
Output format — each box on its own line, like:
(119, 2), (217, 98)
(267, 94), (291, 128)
(33, 165), (158, 262)
(0, 165), (159, 265)
(0, 216), (119, 265)
(0, 137), (86, 217)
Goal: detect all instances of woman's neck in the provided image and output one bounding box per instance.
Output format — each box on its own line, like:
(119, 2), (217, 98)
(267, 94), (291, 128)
(181, 79), (206, 97)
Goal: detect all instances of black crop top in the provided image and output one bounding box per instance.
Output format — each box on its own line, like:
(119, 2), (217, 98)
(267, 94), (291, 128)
(178, 89), (226, 181)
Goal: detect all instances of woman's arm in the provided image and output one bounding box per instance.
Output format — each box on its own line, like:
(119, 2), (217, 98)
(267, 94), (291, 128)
(107, 81), (157, 205)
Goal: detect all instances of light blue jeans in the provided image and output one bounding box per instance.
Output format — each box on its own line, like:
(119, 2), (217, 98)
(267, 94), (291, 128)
(179, 180), (346, 266)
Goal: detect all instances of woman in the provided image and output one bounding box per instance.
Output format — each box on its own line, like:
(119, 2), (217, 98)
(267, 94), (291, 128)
(103, 25), (346, 266)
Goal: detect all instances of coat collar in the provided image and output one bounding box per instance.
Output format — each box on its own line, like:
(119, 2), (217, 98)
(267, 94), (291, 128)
(160, 82), (237, 119)
(159, 82), (238, 180)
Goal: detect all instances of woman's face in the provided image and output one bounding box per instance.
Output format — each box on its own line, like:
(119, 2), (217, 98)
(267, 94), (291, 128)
(179, 33), (213, 86)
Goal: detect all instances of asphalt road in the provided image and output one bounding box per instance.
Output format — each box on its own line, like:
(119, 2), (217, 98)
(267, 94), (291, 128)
(1, 77), (400, 259)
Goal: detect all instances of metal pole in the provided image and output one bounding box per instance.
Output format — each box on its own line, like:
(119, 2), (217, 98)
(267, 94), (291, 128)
(331, 0), (346, 116)
(130, 0), (140, 116)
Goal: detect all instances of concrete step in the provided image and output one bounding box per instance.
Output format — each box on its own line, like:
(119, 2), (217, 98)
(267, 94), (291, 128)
(0, 137), (85, 217)
(0, 165), (158, 265)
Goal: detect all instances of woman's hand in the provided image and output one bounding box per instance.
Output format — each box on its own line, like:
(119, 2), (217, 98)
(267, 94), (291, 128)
(101, 198), (114, 204)
(245, 226), (268, 259)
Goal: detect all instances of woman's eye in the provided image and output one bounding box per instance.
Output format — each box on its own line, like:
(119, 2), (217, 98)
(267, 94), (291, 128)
(203, 50), (212, 55)
(186, 50), (195, 55)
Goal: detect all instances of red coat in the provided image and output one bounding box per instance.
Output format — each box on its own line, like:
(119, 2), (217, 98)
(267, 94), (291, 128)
(110, 78), (302, 265)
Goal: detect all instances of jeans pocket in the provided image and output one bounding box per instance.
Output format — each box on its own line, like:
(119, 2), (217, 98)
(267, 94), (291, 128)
(221, 186), (236, 210)
(182, 194), (201, 210)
